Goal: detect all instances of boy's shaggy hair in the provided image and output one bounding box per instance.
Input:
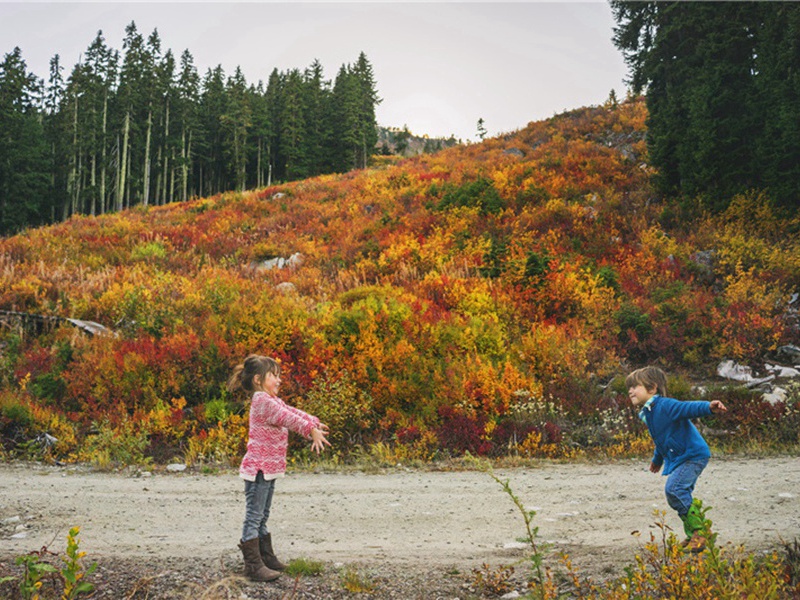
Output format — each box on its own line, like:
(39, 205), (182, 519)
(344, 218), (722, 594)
(625, 366), (668, 397)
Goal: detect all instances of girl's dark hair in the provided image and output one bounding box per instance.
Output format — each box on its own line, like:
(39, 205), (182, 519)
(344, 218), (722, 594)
(227, 355), (281, 393)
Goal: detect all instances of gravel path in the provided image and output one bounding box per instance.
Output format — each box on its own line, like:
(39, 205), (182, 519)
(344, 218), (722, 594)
(1, 457), (798, 598)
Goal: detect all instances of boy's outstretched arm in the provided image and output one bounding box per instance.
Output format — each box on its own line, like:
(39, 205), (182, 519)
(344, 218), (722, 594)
(710, 400), (727, 413)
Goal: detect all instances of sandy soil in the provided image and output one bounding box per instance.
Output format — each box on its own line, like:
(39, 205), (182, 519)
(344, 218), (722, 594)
(1, 457), (798, 597)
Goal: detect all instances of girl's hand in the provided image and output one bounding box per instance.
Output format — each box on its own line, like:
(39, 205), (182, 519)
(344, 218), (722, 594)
(710, 400), (727, 414)
(649, 462), (661, 473)
(310, 427), (331, 454)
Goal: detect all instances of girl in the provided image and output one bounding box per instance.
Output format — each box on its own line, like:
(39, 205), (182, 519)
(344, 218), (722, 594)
(227, 355), (331, 582)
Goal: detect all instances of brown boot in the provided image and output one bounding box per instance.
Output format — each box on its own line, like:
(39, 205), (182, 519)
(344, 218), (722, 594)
(239, 538), (280, 582)
(683, 531), (707, 553)
(259, 533), (287, 571)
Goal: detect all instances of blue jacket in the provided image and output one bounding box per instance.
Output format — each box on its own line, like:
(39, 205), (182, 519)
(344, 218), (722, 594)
(640, 395), (712, 476)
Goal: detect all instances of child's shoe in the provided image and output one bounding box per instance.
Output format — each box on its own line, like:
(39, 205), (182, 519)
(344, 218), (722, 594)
(683, 531), (707, 553)
(259, 533), (287, 571)
(239, 538), (280, 582)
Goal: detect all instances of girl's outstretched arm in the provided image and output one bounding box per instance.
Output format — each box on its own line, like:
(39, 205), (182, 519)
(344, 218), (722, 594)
(710, 400), (727, 413)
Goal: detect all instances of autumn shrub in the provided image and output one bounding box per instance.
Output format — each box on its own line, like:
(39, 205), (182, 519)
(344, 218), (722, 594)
(435, 405), (490, 456)
(77, 417), (151, 468)
(563, 509), (793, 599)
(297, 369), (375, 448)
(183, 413), (248, 466)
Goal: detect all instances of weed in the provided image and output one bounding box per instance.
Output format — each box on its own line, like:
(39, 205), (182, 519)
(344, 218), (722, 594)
(466, 454), (552, 598)
(285, 557), (325, 577)
(15, 551), (57, 600)
(471, 562), (515, 596)
(60, 527), (96, 599)
(6, 528), (95, 600)
(340, 566), (375, 593)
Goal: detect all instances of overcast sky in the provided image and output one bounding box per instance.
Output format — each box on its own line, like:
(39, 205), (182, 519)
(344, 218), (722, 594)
(0, 1), (629, 141)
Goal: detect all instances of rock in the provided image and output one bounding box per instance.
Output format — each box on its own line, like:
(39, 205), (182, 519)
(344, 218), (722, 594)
(2, 516), (21, 525)
(717, 360), (753, 382)
(776, 344), (800, 364)
(501, 591), (521, 599)
(167, 463), (186, 472)
(716, 361), (775, 387)
(504, 147), (524, 157)
(276, 282), (297, 295)
(253, 252), (304, 272)
(762, 386), (787, 406)
(765, 363), (800, 378)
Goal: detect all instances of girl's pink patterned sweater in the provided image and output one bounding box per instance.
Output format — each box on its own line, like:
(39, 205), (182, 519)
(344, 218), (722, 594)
(239, 391), (320, 480)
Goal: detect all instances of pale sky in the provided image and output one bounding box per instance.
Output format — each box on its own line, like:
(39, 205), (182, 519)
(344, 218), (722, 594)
(0, 1), (629, 141)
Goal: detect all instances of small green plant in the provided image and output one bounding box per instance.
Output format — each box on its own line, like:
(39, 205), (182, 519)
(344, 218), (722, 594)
(8, 528), (97, 600)
(15, 551), (57, 600)
(285, 557), (324, 577)
(340, 566), (375, 593)
(466, 453), (551, 598)
(60, 527), (97, 599)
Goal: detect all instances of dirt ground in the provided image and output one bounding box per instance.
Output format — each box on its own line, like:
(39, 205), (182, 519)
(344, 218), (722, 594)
(1, 456), (798, 598)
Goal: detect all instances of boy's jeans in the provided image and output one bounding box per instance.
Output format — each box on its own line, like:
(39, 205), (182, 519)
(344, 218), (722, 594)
(242, 471), (275, 542)
(664, 458), (709, 516)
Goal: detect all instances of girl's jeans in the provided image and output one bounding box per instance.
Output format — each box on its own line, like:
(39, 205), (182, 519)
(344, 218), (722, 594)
(664, 458), (709, 516)
(242, 471), (275, 542)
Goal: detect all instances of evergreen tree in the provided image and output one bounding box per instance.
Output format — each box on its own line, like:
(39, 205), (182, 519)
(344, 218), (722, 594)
(263, 68), (283, 183)
(198, 65), (226, 195)
(44, 54), (67, 222)
(0, 48), (50, 234)
(611, 1), (800, 210)
(331, 63), (361, 172)
(353, 52), (380, 169)
(222, 66), (251, 191)
(176, 49), (200, 200)
(279, 68), (306, 180)
(303, 59), (333, 176)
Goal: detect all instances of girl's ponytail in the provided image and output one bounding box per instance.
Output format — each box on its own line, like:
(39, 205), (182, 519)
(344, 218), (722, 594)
(228, 355), (280, 393)
(227, 363), (245, 392)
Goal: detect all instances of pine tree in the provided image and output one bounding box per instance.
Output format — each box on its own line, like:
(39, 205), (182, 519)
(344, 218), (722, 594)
(611, 1), (800, 210)
(176, 49), (200, 201)
(222, 66), (251, 192)
(353, 52), (380, 169)
(0, 48), (50, 234)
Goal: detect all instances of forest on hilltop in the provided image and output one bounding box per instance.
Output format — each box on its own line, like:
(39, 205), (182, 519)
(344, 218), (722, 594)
(1, 96), (798, 466)
(0, 22), (381, 235)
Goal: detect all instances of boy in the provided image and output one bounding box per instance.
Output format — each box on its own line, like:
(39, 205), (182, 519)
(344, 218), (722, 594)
(626, 366), (727, 552)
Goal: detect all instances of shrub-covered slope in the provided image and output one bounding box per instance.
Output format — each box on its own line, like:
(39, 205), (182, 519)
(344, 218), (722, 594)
(1, 98), (798, 464)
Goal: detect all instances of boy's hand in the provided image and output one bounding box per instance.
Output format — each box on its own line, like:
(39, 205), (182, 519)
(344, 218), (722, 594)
(649, 462), (661, 473)
(710, 400), (727, 414)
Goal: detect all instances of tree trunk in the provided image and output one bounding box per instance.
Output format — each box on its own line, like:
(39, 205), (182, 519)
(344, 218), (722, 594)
(90, 153), (96, 216)
(66, 93), (78, 219)
(100, 89), (108, 214)
(142, 105), (152, 206)
(117, 110), (130, 212)
(162, 96), (170, 205)
(257, 137), (262, 188)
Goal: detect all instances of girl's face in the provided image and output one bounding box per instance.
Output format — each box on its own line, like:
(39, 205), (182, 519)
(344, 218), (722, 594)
(628, 383), (655, 407)
(256, 371), (281, 395)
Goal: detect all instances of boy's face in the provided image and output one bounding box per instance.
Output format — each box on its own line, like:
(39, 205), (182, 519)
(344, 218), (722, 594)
(628, 383), (656, 407)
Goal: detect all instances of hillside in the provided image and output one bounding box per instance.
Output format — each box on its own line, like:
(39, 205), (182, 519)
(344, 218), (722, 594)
(0, 97), (798, 465)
